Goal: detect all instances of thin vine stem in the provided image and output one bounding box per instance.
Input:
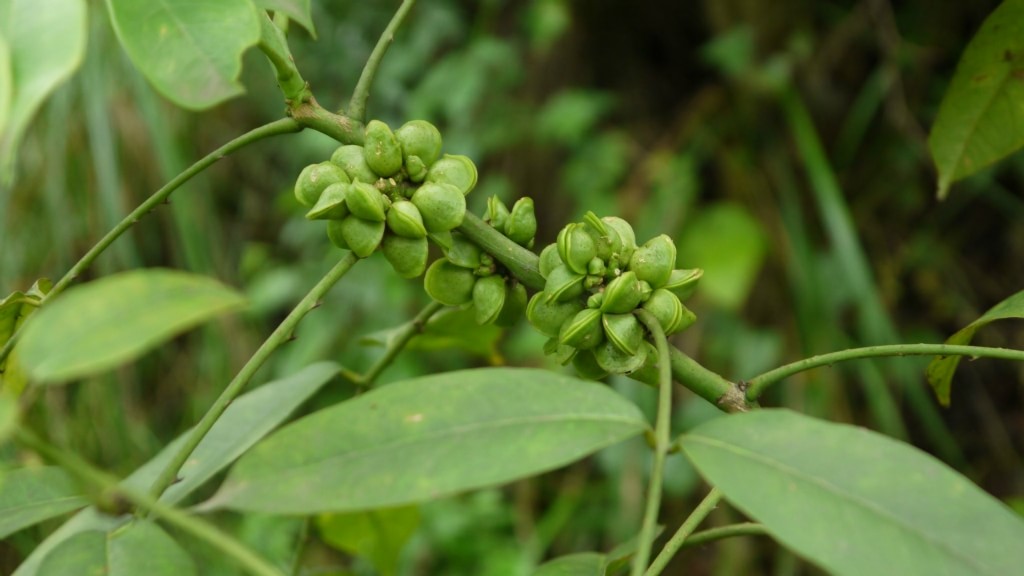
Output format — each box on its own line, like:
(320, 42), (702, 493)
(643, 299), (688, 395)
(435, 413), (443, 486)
(257, 11), (310, 104)
(745, 343), (1024, 401)
(348, 0), (418, 122)
(631, 310), (673, 576)
(0, 118), (303, 370)
(676, 522), (767, 549)
(644, 488), (724, 576)
(457, 212), (545, 291)
(14, 427), (283, 576)
(145, 252), (360, 506)
(350, 300), (445, 387)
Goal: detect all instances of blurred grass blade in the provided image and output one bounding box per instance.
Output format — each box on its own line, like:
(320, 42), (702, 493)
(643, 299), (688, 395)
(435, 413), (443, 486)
(37, 522), (196, 576)
(683, 409), (1024, 576)
(928, 0), (1024, 198)
(0, 467), (88, 539)
(533, 552), (606, 576)
(0, 34), (10, 135)
(18, 269), (245, 384)
(926, 289), (1024, 405)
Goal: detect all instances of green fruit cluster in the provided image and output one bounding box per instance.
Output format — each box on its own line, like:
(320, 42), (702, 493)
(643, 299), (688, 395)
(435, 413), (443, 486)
(526, 211), (702, 381)
(485, 196), (538, 248)
(293, 119), (478, 278)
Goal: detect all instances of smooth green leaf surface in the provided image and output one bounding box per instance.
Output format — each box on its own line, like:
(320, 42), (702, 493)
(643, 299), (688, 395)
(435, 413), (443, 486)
(0, 0), (86, 169)
(926, 289), (1024, 405)
(533, 552), (606, 576)
(18, 269), (245, 384)
(105, 0), (260, 110)
(929, 0), (1024, 197)
(37, 522), (195, 576)
(683, 409), (1024, 576)
(0, 466), (87, 539)
(253, 0), (315, 37)
(211, 368), (648, 513)
(317, 505), (420, 576)
(37, 531), (106, 576)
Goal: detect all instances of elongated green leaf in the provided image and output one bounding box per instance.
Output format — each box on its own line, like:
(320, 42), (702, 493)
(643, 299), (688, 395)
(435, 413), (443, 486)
(929, 0), (1024, 198)
(253, 0), (315, 37)
(210, 368), (648, 514)
(926, 289), (1024, 405)
(14, 363), (335, 576)
(0, 466), (87, 539)
(683, 409), (1024, 576)
(17, 269), (245, 384)
(534, 552), (606, 576)
(37, 522), (195, 576)
(0, 0), (86, 170)
(317, 505), (420, 576)
(105, 0), (260, 110)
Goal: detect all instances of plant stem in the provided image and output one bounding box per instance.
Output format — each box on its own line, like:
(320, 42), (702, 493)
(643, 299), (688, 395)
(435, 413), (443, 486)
(352, 300), (445, 387)
(0, 119), (302, 370)
(677, 523), (767, 549)
(289, 99), (365, 145)
(145, 252), (360, 505)
(669, 348), (750, 413)
(457, 212), (545, 291)
(643, 488), (723, 576)
(257, 11), (311, 105)
(348, 0), (418, 122)
(14, 427), (282, 576)
(631, 310), (673, 576)
(745, 343), (1024, 401)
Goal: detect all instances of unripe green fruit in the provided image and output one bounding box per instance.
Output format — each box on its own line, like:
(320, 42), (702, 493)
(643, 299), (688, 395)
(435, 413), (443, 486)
(558, 223), (597, 275)
(625, 342), (660, 387)
(346, 181), (388, 222)
(472, 275), (506, 325)
(601, 313), (643, 356)
(629, 234), (676, 288)
(428, 230), (453, 251)
(424, 259), (477, 306)
(426, 154), (478, 195)
(382, 235), (429, 278)
(594, 338), (648, 374)
(601, 271), (644, 314)
(386, 200), (427, 238)
(363, 120), (403, 177)
(294, 162), (350, 207)
(543, 264), (585, 303)
(331, 145), (379, 183)
(538, 244), (563, 279)
(446, 233), (483, 269)
(526, 292), (583, 337)
(326, 219), (349, 250)
(306, 183), (350, 220)
(664, 268), (703, 301)
(603, 216), (637, 261)
(560, 308), (604, 350)
(406, 155), (428, 183)
(582, 211), (620, 262)
(506, 197), (538, 247)
(572, 349), (609, 380)
(411, 182), (466, 232)
(338, 216), (385, 258)
(641, 289), (695, 335)
(496, 281), (527, 327)
(395, 120), (443, 168)
(486, 196), (510, 231)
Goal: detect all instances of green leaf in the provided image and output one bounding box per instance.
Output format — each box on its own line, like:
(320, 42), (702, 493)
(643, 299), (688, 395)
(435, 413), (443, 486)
(13, 363), (335, 575)
(928, 0), (1024, 198)
(253, 0), (315, 37)
(105, 0), (260, 110)
(0, 466), (87, 539)
(533, 552), (606, 576)
(0, 279), (49, 393)
(0, 0), (87, 171)
(360, 307), (502, 359)
(210, 368), (648, 513)
(682, 409), (1024, 576)
(17, 269), (245, 384)
(37, 522), (196, 576)
(926, 289), (1024, 406)
(317, 505), (420, 576)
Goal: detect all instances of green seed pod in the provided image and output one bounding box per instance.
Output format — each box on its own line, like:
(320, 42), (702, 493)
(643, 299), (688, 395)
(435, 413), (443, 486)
(641, 289), (695, 335)
(543, 264), (585, 303)
(626, 342), (660, 387)
(382, 235), (429, 279)
(594, 338), (648, 374)
(331, 145), (379, 183)
(558, 223), (597, 275)
(395, 120), (443, 168)
(601, 313), (643, 356)
(505, 197), (538, 246)
(551, 340), (578, 366)
(495, 281), (527, 327)
(629, 234), (676, 288)
(306, 183), (350, 220)
(445, 232), (483, 269)
(538, 244), (563, 279)
(587, 257), (607, 277)
(386, 200), (427, 239)
(426, 154), (478, 195)
(587, 292), (604, 309)
(428, 230), (453, 251)
(338, 216), (385, 258)
(346, 181), (388, 222)
(424, 259), (477, 306)
(363, 120), (403, 177)
(411, 182), (466, 232)
(405, 155), (428, 183)
(582, 211), (621, 261)
(559, 308), (605, 350)
(527, 292), (583, 337)
(603, 216), (637, 261)
(572, 349), (609, 380)
(664, 268), (703, 301)
(326, 219), (349, 250)
(601, 271), (645, 314)
(294, 161), (350, 207)
(486, 196), (510, 231)
(472, 275), (506, 325)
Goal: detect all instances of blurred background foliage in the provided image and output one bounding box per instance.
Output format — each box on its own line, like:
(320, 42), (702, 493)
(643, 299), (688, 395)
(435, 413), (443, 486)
(2, 0), (1023, 574)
